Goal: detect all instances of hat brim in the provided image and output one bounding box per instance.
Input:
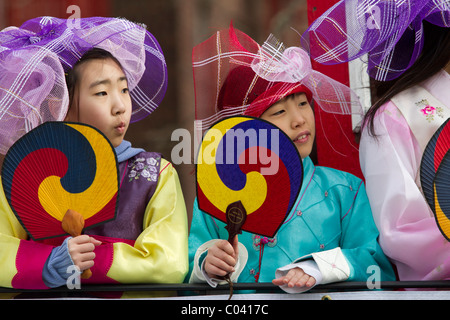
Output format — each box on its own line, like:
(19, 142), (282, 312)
(244, 83), (313, 117)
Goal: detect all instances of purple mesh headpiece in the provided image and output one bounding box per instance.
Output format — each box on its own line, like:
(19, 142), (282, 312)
(0, 16), (167, 154)
(301, 0), (450, 81)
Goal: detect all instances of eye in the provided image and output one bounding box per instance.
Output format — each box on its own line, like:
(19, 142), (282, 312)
(122, 88), (129, 94)
(298, 100), (309, 107)
(272, 109), (285, 116)
(95, 91), (107, 96)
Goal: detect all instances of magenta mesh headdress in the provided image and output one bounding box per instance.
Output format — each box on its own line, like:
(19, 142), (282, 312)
(0, 16), (167, 154)
(301, 0), (450, 81)
(193, 25), (362, 132)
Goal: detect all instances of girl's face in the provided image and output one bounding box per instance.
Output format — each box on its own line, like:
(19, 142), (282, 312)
(65, 58), (132, 148)
(260, 93), (315, 159)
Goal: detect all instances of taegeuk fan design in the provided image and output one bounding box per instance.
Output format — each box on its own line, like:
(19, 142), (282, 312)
(1, 121), (119, 241)
(421, 118), (450, 241)
(196, 116), (303, 239)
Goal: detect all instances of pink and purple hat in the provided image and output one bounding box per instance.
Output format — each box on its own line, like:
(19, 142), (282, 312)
(0, 16), (167, 154)
(301, 0), (450, 81)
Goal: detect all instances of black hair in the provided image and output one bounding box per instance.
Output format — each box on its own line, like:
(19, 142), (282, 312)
(364, 21), (450, 136)
(65, 48), (124, 108)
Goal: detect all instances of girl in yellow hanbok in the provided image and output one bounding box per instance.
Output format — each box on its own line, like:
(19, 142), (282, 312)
(0, 17), (188, 293)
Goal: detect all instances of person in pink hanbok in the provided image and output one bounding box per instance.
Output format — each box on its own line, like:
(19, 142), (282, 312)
(360, 63), (450, 281)
(302, 0), (450, 281)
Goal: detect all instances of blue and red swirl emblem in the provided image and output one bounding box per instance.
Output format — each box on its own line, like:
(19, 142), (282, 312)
(196, 116), (303, 237)
(421, 118), (450, 241)
(1, 122), (119, 240)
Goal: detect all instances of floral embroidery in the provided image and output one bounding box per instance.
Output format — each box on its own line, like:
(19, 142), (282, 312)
(128, 156), (160, 182)
(417, 99), (444, 122)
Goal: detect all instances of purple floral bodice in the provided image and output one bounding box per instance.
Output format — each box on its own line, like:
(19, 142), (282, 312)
(85, 152), (162, 240)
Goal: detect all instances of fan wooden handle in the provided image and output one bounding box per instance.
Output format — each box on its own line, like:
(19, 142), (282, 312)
(225, 200), (247, 243)
(62, 209), (92, 279)
(221, 201), (247, 300)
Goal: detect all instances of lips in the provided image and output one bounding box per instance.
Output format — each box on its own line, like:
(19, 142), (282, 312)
(293, 131), (310, 144)
(115, 122), (126, 134)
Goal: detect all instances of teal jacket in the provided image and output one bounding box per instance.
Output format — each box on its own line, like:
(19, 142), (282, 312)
(187, 157), (395, 286)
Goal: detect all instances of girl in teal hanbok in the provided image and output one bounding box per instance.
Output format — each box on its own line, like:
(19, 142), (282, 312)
(187, 26), (395, 293)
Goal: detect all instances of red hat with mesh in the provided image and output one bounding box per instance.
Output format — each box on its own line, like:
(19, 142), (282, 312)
(193, 24), (361, 132)
(217, 64), (313, 118)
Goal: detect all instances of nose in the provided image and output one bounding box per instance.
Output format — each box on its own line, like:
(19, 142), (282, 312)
(111, 92), (127, 116)
(290, 105), (306, 129)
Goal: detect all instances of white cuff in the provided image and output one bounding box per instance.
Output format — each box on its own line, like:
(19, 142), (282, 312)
(189, 239), (248, 287)
(299, 247), (350, 284)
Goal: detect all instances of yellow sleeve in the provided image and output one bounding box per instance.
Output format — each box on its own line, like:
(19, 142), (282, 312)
(0, 183), (26, 287)
(0, 181), (27, 238)
(107, 159), (189, 283)
(0, 181), (55, 289)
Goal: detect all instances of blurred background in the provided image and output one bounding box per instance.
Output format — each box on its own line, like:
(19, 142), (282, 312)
(0, 0), (361, 228)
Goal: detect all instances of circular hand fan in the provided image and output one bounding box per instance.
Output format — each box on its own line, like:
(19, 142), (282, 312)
(1, 121), (119, 243)
(420, 118), (450, 241)
(196, 116), (303, 240)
